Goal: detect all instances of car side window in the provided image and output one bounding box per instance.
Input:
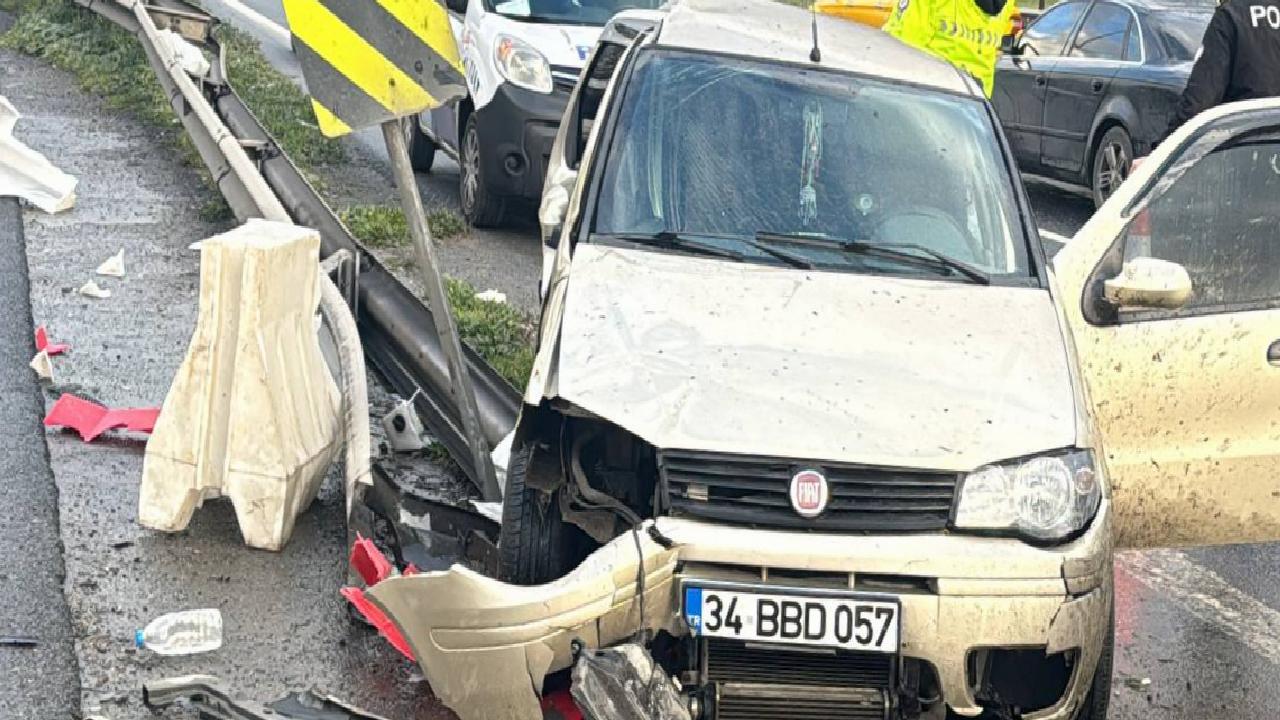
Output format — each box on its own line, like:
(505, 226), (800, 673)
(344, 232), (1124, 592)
(1070, 2), (1132, 61)
(1021, 2), (1087, 57)
(1119, 135), (1280, 317)
(1122, 19), (1140, 60)
(564, 40), (627, 169)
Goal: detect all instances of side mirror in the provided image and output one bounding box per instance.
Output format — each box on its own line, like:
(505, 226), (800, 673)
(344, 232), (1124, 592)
(1001, 34), (1024, 56)
(1103, 257), (1192, 310)
(446, 0), (467, 13)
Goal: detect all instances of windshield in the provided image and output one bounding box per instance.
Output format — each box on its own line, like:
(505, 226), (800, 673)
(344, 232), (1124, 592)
(591, 50), (1032, 280)
(1151, 11), (1213, 62)
(491, 0), (663, 25)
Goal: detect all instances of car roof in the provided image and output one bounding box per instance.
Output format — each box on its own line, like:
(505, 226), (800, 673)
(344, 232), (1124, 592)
(649, 0), (980, 96)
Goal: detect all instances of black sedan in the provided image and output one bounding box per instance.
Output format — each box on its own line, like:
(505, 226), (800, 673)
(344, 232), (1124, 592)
(994, 0), (1213, 206)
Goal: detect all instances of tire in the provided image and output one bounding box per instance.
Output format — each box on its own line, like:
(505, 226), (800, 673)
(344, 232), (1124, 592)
(498, 445), (590, 585)
(405, 114), (436, 173)
(1075, 603), (1115, 720)
(1090, 126), (1133, 209)
(459, 114), (506, 228)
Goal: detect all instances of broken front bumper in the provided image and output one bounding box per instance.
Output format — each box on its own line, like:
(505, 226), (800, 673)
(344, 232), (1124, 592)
(366, 504), (1112, 720)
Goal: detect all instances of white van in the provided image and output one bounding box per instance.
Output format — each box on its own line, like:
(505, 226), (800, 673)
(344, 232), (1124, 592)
(405, 0), (665, 227)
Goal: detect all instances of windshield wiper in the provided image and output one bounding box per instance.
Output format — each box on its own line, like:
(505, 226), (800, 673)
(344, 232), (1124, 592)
(754, 231), (990, 285)
(592, 232), (747, 261)
(595, 231), (815, 269)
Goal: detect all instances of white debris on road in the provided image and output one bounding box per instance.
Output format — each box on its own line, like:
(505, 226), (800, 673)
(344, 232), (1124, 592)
(0, 96), (76, 213)
(29, 349), (54, 381)
(78, 280), (111, 299)
(475, 289), (507, 304)
(96, 249), (125, 277)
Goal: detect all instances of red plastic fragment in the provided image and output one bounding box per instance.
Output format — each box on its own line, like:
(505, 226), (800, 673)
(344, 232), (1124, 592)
(350, 533), (395, 585)
(340, 586), (415, 661)
(43, 393), (160, 442)
(541, 690), (583, 720)
(34, 326), (69, 356)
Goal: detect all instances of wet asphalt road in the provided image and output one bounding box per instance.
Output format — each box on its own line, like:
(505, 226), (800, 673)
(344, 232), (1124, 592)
(2, 2), (1279, 718)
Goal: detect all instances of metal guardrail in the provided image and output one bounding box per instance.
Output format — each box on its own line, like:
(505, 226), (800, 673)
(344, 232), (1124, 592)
(73, 0), (520, 488)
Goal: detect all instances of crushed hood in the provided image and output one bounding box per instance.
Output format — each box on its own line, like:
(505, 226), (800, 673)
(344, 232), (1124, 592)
(555, 244), (1077, 472)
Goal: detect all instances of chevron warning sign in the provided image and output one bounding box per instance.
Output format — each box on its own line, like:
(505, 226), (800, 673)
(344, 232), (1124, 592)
(282, 0), (467, 137)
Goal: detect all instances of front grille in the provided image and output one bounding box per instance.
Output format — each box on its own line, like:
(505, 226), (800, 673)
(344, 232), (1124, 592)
(550, 66), (579, 93)
(717, 684), (887, 720)
(707, 638), (893, 687)
(661, 450), (958, 532)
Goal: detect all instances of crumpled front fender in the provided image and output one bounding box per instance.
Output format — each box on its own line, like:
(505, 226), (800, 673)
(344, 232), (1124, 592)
(366, 525), (679, 720)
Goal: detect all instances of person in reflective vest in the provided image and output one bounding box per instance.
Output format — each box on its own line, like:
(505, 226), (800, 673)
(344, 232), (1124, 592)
(882, 0), (1015, 97)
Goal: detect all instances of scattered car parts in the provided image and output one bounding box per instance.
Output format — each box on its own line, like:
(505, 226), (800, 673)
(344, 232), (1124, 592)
(143, 675), (391, 720)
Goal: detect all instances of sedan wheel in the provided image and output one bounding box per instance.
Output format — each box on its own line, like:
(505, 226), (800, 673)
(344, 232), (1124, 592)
(1091, 126), (1133, 209)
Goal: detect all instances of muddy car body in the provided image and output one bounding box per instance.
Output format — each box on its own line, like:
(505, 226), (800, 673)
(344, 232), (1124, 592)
(366, 2), (1280, 719)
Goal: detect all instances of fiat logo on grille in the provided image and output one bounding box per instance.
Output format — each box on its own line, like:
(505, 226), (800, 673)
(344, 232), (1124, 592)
(789, 469), (829, 518)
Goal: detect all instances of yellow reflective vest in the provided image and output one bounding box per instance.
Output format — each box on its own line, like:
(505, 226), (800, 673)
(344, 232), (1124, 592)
(882, 0), (1015, 97)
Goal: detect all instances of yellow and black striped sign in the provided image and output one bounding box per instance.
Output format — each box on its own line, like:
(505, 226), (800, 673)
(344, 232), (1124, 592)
(282, 0), (466, 137)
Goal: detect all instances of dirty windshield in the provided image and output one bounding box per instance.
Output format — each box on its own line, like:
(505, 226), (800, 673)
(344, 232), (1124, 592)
(592, 50), (1031, 279)
(490, 0), (664, 25)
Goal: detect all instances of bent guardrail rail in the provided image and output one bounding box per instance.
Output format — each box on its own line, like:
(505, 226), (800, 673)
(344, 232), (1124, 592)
(73, 0), (521, 489)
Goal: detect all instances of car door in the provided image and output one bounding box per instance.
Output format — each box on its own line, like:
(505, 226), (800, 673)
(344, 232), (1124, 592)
(993, 2), (1088, 170)
(1040, 1), (1135, 174)
(1051, 101), (1280, 548)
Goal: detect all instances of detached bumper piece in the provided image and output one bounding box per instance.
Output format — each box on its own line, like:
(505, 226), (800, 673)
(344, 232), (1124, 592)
(143, 675), (389, 720)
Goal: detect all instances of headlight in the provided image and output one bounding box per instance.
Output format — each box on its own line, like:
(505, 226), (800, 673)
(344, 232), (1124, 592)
(954, 450), (1101, 542)
(494, 35), (552, 94)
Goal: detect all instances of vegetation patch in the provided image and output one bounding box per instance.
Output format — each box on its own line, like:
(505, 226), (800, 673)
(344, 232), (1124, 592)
(340, 204), (467, 246)
(342, 205), (533, 389)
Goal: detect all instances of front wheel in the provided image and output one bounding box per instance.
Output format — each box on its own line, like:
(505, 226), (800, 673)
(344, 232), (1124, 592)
(498, 444), (591, 585)
(459, 115), (506, 228)
(1091, 126), (1133, 209)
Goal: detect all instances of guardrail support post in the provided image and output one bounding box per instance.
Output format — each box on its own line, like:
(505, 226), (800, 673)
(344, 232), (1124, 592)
(381, 117), (501, 502)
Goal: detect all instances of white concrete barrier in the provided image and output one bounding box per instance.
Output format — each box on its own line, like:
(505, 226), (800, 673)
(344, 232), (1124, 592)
(139, 219), (340, 550)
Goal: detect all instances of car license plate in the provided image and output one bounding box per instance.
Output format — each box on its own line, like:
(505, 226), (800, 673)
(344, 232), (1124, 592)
(683, 585), (900, 653)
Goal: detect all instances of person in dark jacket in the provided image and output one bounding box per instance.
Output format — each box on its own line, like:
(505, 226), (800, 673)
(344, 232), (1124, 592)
(1162, 0), (1280, 143)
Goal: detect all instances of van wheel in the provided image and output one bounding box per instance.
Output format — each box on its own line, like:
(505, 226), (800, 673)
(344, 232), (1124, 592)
(1075, 605), (1115, 720)
(404, 115), (436, 173)
(460, 115), (506, 228)
(1091, 126), (1132, 209)
(498, 445), (591, 585)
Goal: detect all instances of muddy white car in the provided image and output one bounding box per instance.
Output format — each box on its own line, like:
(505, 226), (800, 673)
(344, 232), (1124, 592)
(365, 1), (1280, 719)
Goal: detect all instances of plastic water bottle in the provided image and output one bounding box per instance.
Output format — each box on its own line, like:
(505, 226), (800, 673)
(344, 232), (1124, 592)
(134, 608), (223, 656)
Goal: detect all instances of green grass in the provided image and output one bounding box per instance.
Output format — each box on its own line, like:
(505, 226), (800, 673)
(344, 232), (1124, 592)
(339, 204), (467, 246)
(341, 205), (534, 389)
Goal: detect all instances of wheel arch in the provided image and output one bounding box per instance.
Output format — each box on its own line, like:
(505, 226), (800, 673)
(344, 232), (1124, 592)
(1085, 97), (1138, 178)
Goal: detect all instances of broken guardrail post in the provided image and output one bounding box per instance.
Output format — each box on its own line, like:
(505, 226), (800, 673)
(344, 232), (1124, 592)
(381, 118), (500, 501)
(280, 0), (498, 500)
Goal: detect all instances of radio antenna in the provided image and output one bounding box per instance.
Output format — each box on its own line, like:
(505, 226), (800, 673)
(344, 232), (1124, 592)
(809, 1), (822, 62)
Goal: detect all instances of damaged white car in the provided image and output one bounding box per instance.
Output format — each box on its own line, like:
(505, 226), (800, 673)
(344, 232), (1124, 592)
(365, 1), (1280, 718)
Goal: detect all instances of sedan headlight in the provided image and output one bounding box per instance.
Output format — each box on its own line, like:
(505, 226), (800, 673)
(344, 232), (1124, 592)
(954, 450), (1101, 542)
(495, 35), (552, 94)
